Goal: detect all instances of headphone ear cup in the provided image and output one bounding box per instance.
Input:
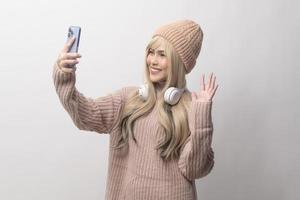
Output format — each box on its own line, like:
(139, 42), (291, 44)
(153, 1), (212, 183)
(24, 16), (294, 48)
(164, 87), (185, 105)
(138, 84), (185, 105)
(138, 84), (149, 101)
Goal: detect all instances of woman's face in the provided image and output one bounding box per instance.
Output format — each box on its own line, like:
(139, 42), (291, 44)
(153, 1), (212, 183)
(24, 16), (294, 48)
(147, 46), (168, 86)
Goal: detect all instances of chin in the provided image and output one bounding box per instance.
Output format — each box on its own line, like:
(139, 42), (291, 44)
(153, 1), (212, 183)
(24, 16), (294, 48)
(150, 75), (162, 82)
(150, 78), (166, 86)
(150, 78), (161, 83)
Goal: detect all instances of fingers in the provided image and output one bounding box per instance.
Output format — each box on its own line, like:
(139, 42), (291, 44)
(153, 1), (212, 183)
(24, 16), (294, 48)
(208, 72), (213, 90)
(62, 36), (76, 53)
(201, 73), (213, 91)
(57, 36), (81, 69)
(209, 73), (218, 98)
(55, 37), (81, 73)
(57, 52), (81, 69)
(60, 59), (79, 66)
(59, 52), (82, 60)
(211, 73), (216, 90)
(201, 74), (205, 91)
(211, 84), (218, 98)
(206, 72), (217, 91)
(56, 56), (79, 69)
(196, 72), (219, 102)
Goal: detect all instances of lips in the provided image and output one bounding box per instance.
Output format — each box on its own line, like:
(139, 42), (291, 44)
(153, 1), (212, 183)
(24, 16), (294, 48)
(150, 67), (162, 75)
(151, 67), (162, 71)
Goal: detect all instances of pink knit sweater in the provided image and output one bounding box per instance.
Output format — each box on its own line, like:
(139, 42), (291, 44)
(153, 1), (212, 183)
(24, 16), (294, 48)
(52, 63), (215, 200)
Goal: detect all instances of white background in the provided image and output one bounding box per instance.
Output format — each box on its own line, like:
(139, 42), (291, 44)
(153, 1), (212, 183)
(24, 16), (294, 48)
(0, 0), (299, 199)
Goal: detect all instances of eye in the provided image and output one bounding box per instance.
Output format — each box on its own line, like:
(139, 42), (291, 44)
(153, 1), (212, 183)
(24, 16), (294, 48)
(148, 49), (153, 53)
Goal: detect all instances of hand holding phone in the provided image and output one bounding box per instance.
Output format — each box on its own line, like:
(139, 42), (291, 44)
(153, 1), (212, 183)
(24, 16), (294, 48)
(56, 26), (82, 72)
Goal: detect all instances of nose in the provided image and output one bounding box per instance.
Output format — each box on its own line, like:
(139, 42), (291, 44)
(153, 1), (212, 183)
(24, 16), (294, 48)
(150, 54), (158, 65)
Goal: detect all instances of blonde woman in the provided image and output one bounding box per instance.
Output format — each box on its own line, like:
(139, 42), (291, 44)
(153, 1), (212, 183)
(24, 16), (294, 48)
(53, 19), (219, 200)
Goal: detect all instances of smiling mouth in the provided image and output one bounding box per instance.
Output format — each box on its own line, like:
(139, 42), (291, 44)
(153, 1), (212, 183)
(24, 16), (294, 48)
(151, 67), (162, 71)
(150, 68), (162, 73)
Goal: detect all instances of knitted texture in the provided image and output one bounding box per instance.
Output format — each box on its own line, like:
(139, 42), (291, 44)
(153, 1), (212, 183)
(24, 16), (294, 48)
(152, 19), (203, 74)
(52, 63), (214, 200)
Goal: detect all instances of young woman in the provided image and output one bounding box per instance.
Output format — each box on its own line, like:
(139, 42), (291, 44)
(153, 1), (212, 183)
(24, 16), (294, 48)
(53, 19), (218, 200)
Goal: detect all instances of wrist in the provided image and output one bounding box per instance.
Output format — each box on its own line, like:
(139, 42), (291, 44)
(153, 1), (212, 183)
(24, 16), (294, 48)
(55, 62), (76, 73)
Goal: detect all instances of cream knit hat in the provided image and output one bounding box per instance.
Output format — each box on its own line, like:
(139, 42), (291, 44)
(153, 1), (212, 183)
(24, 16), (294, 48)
(152, 19), (203, 74)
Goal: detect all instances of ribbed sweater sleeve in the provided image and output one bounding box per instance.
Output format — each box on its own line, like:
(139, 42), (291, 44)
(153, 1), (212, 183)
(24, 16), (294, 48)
(52, 63), (124, 133)
(178, 101), (214, 181)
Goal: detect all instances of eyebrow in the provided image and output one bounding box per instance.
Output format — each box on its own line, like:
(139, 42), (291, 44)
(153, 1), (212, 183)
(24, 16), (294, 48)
(149, 48), (165, 53)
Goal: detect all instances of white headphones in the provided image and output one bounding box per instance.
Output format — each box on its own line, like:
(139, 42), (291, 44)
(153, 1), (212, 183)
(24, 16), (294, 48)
(138, 83), (186, 105)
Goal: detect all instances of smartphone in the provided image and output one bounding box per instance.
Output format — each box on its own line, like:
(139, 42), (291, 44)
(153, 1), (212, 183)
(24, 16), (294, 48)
(67, 26), (81, 53)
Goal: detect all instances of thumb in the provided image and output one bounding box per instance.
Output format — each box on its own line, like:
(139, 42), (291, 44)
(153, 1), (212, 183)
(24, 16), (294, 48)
(191, 92), (196, 101)
(62, 36), (75, 53)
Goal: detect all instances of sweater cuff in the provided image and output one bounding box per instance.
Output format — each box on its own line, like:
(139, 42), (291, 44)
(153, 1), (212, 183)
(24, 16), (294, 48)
(53, 62), (76, 82)
(188, 101), (213, 131)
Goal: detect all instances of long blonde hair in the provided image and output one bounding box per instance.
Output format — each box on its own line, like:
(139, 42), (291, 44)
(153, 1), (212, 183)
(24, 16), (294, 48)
(112, 35), (192, 161)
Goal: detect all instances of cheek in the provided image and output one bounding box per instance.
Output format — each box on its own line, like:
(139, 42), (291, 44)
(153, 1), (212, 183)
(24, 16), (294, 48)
(146, 56), (151, 65)
(161, 59), (168, 69)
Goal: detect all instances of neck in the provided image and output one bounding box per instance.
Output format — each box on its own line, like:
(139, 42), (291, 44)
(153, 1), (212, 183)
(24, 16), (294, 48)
(154, 82), (164, 94)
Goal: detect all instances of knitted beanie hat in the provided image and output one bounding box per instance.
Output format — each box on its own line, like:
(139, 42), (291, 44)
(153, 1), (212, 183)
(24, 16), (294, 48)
(152, 19), (203, 74)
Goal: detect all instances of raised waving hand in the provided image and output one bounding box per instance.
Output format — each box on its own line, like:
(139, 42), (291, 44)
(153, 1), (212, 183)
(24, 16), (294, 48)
(191, 73), (219, 102)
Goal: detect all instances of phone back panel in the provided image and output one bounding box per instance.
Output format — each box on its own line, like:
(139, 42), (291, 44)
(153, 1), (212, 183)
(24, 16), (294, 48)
(67, 26), (81, 53)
